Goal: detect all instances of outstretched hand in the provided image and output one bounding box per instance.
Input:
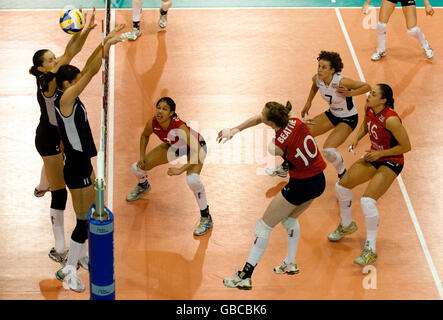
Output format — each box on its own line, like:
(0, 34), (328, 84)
(105, 24), (126, 41)
(106, 24), (126, 44)
(82, 7), (97, 32)
(217, 128), (239, 143)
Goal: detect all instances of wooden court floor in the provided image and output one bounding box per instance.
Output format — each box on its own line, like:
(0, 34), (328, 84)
(0, 7), (442, 300)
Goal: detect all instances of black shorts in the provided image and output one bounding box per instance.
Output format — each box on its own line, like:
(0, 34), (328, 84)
(370, 161), (404, 176)
(172, 139), (207, 158)
(325, 110), (359, 131)
(281, 172), (326, 206)
(386, 0), (416, 6)
(35, 123), (61, 157)
(63, 152), (93, 189)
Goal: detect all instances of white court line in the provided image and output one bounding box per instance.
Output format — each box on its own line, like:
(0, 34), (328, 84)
(334, 7), (443, 300)
(107, 8), (115, 212)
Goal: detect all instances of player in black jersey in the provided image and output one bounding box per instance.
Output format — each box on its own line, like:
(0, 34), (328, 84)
(28, 8), (97, 267)
(52, 24), (125, 293)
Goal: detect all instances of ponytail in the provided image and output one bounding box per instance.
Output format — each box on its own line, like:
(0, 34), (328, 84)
(29, 65), (41, 77)
(284, 101), (292, 114)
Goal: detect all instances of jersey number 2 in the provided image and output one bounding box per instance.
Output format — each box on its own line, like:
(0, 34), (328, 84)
(294, 135), (318, 166)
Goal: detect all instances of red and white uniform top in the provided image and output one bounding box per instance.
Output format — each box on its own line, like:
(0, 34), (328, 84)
(274, 117), (326, 179)
(366, 106), (404, 164)
(151, 115), (202, 150)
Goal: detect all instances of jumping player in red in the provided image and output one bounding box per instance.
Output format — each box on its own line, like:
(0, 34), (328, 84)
(328, 84), (411, 265)
(127, 97), (212, 236)
(217, 101), (326, 290)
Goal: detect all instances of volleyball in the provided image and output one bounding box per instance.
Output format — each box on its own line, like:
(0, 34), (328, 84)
(59, 9), (85, 34)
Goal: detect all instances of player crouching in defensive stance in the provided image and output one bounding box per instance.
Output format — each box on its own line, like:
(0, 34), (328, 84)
(126, 97), (212, 236)
(217, 101), (327, 290)
(328, 84), (411, 265)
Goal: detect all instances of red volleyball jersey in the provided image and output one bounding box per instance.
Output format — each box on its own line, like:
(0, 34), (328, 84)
(274, 118), (326, 179)
(366, 106), (404, 164)
(151, 116), (202, 150)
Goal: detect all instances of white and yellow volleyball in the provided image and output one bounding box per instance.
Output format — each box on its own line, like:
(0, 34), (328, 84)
(59, 9), (85, 34)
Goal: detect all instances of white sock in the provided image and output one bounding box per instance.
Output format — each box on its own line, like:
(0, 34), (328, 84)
(361, 197), (379, 252)
(50, 208), (65, 253)
(132, 0), (143, 23)
(161, 0), (172, 11)
(322, 148), (345, 175)
(246, 237), (269, 267)
(80, 242), (88, 259)
(67, 239), (83, 268)
(131, 162), (147, 184)
(376, 22), (387, 52)
(407, 26), (427, 48)
(186, 174), (208, 211)
(284, 220), (300, 265)
(335, 182), (353, 227)
(38, 165), (49, 191)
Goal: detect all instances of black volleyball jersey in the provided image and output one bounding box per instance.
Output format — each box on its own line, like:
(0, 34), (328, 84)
(36, 75), (58, 127)
(54, 89), (97, 159)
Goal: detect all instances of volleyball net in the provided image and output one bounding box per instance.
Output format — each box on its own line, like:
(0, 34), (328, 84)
(88, 0), (115, 300)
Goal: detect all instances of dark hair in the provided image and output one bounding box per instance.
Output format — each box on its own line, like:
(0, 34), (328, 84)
(30, 49), (57, 92)
(29, 49), (49, 77)
(264, 101), (292, 128)
(56, 64), (81, 89)
(377, 83), (395, 109)
(317, 51), (343, 73)
(156, 97), (177, 118)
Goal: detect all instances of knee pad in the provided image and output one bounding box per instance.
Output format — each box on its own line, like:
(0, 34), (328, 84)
(50, 188), (67, 210)
(407, 26), (420, 37)
(131, 162), (146, 178)
(376, 22), (387, 35)
(335, 182), (353, 202)
(71, 219), (88, 243)
(322, 148), (338, 163)
(281, 217), (299, 233)
(360, 197), (378, 218)
(254, 219), (273, 239)
(186, 173), (203, 192)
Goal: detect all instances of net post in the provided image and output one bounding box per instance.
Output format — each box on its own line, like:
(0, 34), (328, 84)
(88, 0), (114, 300)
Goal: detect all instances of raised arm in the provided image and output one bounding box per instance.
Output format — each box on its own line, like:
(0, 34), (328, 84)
(59, 24), (125, 115)
(53, 8), (97, 72)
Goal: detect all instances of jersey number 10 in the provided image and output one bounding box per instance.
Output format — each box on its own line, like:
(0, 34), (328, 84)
(294, 135), (318, 166)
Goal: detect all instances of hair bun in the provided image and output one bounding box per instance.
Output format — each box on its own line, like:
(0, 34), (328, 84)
(285, 101), (292, 114)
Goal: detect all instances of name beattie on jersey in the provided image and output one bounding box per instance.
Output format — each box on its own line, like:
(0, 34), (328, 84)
(277, 119), (297, 144)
